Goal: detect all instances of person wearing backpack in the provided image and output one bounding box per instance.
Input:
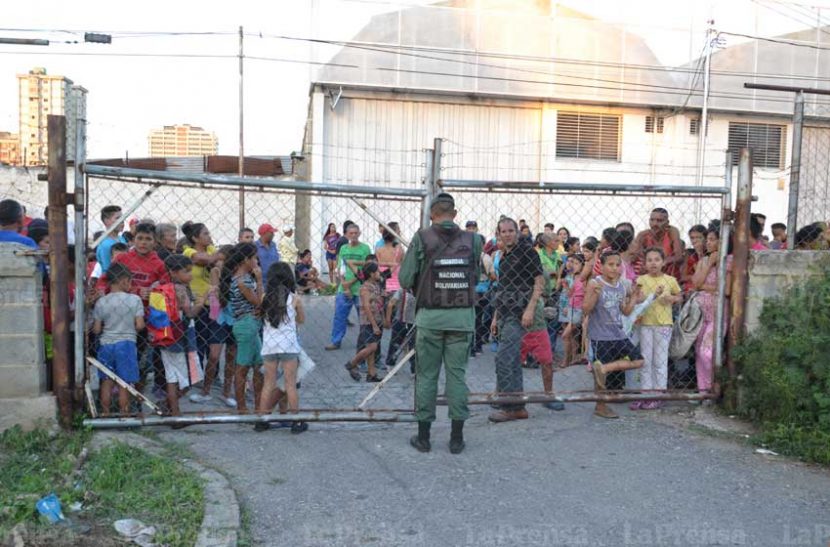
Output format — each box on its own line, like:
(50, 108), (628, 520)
(158, 254), (210, 417)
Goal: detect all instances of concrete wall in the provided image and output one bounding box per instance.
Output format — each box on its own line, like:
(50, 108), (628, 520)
(0, 243), (55, 431)
(746, 250), (828, 334)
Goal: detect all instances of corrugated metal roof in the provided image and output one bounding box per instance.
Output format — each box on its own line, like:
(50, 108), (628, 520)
(88, 155), (292, 176)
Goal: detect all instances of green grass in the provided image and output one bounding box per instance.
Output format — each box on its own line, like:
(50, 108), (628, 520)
(84, 442), (204, 546)
(0, 425), (90, 535)
(0, 427), (204, 546)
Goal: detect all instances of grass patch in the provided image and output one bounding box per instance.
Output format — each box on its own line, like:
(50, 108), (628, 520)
(0, 427), (204, 546)
(84, 442), (204, 546)
(0, 425), (90, 535)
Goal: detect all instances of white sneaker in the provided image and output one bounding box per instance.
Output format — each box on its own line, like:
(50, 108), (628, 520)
(222, 396), (237, 408)
(188, 393), (211, 404)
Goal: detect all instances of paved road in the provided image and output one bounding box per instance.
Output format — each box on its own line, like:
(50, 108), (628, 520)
(159, 403), (830, 547)
(151, 295), (830, 546)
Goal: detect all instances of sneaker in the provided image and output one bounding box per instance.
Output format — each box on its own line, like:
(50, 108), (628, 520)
(325, 344), (341, 351)
(344, 362), (361, 382)
(366, 375), (382, 383)
(488, 409), (529, 423)
(593, 405), (619, 419)
(642, 401), (663, 410)
(290, 421), (309, 434)
(222, 396), (237, 408)
(629, 401), (643, 411)
(188, 393), (211, 404)
(543, 401), (565, 411)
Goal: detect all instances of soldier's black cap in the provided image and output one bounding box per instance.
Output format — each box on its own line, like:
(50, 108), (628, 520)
(431, 192), (455, 209)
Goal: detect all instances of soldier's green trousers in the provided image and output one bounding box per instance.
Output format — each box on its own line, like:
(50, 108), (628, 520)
(414, 327), (471, 422)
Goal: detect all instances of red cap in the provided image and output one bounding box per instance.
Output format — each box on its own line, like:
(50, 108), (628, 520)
(129, 217), (139, 227)
(258, 223), (276, 236)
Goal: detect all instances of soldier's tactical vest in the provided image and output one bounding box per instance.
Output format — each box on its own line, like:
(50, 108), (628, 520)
(416, 225), (476, 309)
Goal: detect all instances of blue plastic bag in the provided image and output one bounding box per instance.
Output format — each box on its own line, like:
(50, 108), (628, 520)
(36, 493), (65, 523)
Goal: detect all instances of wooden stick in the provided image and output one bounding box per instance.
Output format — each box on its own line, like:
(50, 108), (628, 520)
(86, 356), (163, 415)
(350, 197), (411, 248)
(358, 349), (416, 410)
(84, 380), (98, 418)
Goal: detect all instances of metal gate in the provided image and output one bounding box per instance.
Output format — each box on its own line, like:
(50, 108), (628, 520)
(75, 138), (732, 429)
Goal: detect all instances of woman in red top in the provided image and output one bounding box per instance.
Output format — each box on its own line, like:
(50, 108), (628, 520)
(681, 224), (707, 294)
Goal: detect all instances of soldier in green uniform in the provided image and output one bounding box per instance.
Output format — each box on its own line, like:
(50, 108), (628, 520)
(399, 193), (481, 454)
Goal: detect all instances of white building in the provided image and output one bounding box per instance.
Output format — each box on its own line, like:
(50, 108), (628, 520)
(299, 0), (830, 247)
(17, 67), (86, 166)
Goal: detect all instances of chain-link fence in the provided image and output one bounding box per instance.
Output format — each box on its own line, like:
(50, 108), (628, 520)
(81, 167), (424, 426)
(797, 102), (830, 249)
(436, 137), (729, 416)
(76, 136), (731, 428)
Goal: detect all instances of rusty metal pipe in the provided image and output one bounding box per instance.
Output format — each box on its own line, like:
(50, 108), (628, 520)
(84, 411), (416, 429)
(439, 391), (715, 405)
(48, 115), (72, 429)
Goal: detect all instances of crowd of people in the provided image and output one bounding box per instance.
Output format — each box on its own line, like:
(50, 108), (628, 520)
(2, 193), (830, 450)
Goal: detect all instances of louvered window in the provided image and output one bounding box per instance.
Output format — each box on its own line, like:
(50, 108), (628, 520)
(556, 112), (621, 161)
(645, 116), (664, 134)
(689, 118), (699, 135)
(728, 122), (785, 169)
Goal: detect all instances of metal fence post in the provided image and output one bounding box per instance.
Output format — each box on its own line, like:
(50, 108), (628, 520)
(48, 114), (73, 428)
(421, 147), (434, 229)
(713, 151), (733, 392)
(726, 147), (752, 409)
(787, 91), (804, 250)
(74, 97), (87, 391)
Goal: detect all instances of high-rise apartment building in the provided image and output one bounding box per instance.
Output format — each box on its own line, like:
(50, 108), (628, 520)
(0, 132), (21, 165)
(148, 124), (218, 157)
(17, 67), (87, 165)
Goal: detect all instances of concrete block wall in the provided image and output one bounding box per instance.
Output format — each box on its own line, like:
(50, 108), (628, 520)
(746, 250), (828, 334)
(0, 243), (55, 430)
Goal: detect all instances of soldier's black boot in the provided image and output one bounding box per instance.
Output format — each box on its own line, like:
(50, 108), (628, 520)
(410, 421), (431, 453)
(449, 420), (465, 454)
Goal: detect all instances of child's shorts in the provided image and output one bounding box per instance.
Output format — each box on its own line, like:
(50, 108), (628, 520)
(570, 308), (583, 324)
(591, 338), (643, 365)
(232, 315), (263, 367)
(357, 324), (383, 346)
(97, 340), (139, 384)
(520, 329), (553, 365)
(160, 349), (192, 389)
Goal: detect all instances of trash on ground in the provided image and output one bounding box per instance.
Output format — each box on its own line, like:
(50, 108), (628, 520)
(114, 519), (158, 546)
(35, 493), (65, 523)
(755, 448), (779, 456)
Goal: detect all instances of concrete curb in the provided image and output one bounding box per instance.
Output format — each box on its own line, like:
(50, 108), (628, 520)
(91, 432), (241, 547)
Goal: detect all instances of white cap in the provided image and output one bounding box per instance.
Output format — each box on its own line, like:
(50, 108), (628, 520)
(282, 224), (294, 233)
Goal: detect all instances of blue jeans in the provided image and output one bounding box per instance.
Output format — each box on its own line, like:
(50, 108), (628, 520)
(331, 292), (358, 346)
(495, 315), (526, 411)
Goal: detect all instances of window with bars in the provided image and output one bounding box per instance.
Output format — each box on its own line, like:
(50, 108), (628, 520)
(556, 112), (621, 161)
(728, 122), (785, 169)
(690, 118), (699, 135)
(645, 116), (664, 134)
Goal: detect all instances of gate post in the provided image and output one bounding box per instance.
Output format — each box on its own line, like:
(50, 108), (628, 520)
(725, 147), (752, 410)
(48, 114), (73, 429)
(712, 151), (733, 395)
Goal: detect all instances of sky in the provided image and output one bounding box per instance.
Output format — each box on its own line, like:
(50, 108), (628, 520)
(1, 0), (828, 160)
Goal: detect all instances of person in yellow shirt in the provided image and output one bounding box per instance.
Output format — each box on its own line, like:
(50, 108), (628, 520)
(181, 222), (223, 404)
(278, 225), (299, 265)
(633, 248), (682, 410)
